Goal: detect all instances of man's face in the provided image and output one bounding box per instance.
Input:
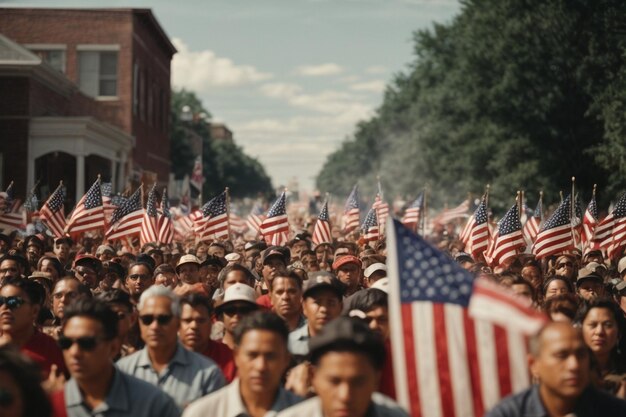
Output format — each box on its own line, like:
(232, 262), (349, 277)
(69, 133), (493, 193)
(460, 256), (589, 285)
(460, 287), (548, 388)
(270, 277), (302, 319)
(291, 241), (308, 260)
(208, 246), (225, 258)
(262, 257), (285, 282)
(178, 263), (200, 284)
(40, 258), (60, 281)
(577, 281), (604, 301)
(200, 265), (221, 288)
(221, 302), (258, 334)
(52, 279), (80, 319)
(364, 306), (390, 340)
(138, 296), (179, 350)
(313, 351), (380, 417)
(98, 251), (114, 262)
(54, 242), (70, 261)
(302, 289), (342, 334)
(26, 244), (41, 264)
(0, 285), (37, 335)
(223, 270), (250, 290)
(179, 303), (211, 352)
(234, 329), (290, 395)
(530, 324), (590, 401)
(336, 263), (361, 291)
(61, 316), (117, 383)
(75, 265), (97, 289)
(301, 254), (319, 272)
(0, 260), (20, 281)
(125, 264), (153, 296)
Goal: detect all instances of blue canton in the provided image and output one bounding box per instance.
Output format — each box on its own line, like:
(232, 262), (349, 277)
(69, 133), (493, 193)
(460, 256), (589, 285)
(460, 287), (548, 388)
(161, 188), (171, 219)
(266, 192), (286, 218)
(539, 194), (571, 232)
(318, 201), (330, 221)
(344, 185), (359, 211)
(498, 204), (522, 236)
(83, 180), (103, 210)
(110, 187), (141, 224)
(146, 185), (158, 217)
(201, 192), (227, 217)
(362, 207), (378, 231)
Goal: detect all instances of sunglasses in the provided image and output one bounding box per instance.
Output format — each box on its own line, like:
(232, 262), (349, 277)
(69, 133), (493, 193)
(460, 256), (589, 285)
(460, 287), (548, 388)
(0, 296), (25, 310)
(0, 388), (14, 407)
(557, 262), (573, 268)
(139, 314), (174, 326)
(58, 335), (103, 351)
(221, 305), (257, 316)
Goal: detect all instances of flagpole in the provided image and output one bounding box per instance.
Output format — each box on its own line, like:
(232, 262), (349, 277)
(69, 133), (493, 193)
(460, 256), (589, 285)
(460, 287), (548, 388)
(571, 176), (575, 239)
(517, 190), (522, 218)
(225, 187), (232, 242)
(422, 186), (428, 236)
(539, 190), (544, 222)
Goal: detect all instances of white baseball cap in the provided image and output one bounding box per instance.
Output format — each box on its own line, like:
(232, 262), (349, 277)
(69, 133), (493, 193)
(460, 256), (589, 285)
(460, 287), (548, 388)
(369, 277), (389, 293)
(364, 263), (387, 278)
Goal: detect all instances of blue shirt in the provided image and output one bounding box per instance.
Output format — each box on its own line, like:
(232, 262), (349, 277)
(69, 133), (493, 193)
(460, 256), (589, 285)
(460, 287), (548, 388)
(117, 343), (225, 409)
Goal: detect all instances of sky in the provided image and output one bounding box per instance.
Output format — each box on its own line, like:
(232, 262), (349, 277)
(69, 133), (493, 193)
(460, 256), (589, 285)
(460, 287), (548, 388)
(3, 0), (461, 192)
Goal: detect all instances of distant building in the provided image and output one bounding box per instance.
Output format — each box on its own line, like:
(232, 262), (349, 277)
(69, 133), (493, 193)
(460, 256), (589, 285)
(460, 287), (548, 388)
(0, 8), (176, 203)
(209, 122), (233, 143)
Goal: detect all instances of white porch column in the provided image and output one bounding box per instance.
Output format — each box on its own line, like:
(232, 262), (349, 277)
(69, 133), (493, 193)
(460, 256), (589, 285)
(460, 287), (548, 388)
(76, 154), (85, 202)
(111, 159), (118, 193)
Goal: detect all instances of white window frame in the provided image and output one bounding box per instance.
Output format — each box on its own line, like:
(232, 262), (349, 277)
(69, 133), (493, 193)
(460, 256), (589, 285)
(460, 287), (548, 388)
(77, 45), (120, 100)
(24, 44), (67, 73)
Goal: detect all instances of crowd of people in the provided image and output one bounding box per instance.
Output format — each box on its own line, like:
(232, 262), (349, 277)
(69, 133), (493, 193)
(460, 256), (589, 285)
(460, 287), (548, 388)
(0, 219), (626, 416)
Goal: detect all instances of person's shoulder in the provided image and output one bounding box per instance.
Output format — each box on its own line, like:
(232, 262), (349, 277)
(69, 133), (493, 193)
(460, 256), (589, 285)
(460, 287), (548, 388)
(276, 396), (321, 417)
(116, 348), (142, 370)
(182, 385), (229, 417)
(485, 387), (538, 417)
(583, 385), (626, 412)
(371, 392), (410, 416)
(117, 370), (180, 415)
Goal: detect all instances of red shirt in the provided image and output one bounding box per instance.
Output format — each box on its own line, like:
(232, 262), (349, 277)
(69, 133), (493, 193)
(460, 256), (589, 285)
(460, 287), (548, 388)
(256, 294), (273, 309)
(22, 329), (68, 379)
(203, 340), (237, 383)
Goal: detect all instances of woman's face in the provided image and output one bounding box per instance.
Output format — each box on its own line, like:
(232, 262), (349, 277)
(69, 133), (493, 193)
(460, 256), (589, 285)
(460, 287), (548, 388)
(544, 279), (569, 300)
(0, 370), (24, 417)
(582, 307), (619, 357)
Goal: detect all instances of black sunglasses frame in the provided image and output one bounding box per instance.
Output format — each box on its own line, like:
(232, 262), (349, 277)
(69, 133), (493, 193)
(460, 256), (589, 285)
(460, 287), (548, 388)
(139, 314), (174, 326)
(0, 296), (25, 310)
(57, 335), (104, 351)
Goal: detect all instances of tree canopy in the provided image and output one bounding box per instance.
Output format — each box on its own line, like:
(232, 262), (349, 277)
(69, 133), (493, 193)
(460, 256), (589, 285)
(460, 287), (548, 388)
(170, 89), (274, 199)
(316, 0), (626, 212)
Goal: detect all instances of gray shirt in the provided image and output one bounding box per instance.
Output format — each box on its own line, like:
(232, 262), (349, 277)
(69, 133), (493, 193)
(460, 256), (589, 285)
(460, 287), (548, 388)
(277, 392), (409, 417)
(116, 343), (225, 409)
(183, 378), (302, 417)
(65, 366), (181, 417)
(287, 324), (310, 357)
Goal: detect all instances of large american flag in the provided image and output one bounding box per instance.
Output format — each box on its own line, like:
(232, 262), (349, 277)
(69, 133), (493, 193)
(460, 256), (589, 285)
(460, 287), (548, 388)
(106, 186), (144, 241)
(195, 191), (230, 241)
(312, 200), (332, 245)
(158, 188), (174, 245)
(245, 201), (265, 236)
(39, 183), (66, 238)
(140, 185), (159, 246)
(484, 204), (525, 267)
(387, 219), (545, 417)
(402, 192), (424, 232)
(65, 178), (106, 235)
(361, 206), (379, 243)
(522, 196), (542, 244)
(342, 185), (360, 232)
(595, 192), (626, 258)
(532, 194), (573, 259)
(101, 182), (116, 222)
(582, 193), (598, 249)
(260, 191), (290, 246)
(466, 196), (490, 259)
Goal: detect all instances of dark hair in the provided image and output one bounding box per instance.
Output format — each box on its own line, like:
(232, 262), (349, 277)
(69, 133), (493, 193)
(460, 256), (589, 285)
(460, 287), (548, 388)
(232, 311), (289, 347)
(0, 277), (45, 306)
(154, 263), (176, 277)
(300, 250), (316, 259)
(575, 297), (624, 328)
(270, 270), (303, 291)
(97, 289), (133, 312)
(542, 294), (578, 320)
(37, 256), (63, 278)
(0, 346), (52, 417)
(128, 261), (154, 277)
(218, 264), (256, 288)
(511, 276), (535, 298)
(62, 298), (119, 340)
(542, 275), (574, 296)
(180, 293), (213, 315)
(351, 288), (388, 313)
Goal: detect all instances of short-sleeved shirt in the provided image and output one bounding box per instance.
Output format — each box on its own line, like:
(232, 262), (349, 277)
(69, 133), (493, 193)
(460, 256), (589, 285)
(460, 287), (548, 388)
(62, 366), (180, 417)
(287, 324), (310, 357)
(277, 393), (409, 417)
(116, 343), (225, 409)
(203, 340), (237, 383)
(183, 378), (301, 417)
(22, 328), (68, 379)
(485, 384), (626, 417)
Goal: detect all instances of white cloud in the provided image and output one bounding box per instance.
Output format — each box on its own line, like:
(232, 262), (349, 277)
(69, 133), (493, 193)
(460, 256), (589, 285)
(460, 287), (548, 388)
(350, 80), (386, 93)
(365, 65), (387, 74)
(294, 63), (344, 76)
(171, 38), (272, 91)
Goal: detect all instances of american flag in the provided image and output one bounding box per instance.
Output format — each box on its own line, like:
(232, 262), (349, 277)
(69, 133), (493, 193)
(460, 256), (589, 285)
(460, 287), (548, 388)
(65, 178), (106, 235)
(106, 186), (144, 241)
(595, 192), (626, 258)
(171, 207), (195, 241)
(158, 188), (174, 245)
(195, 191), (230, 241)
(313, 200), (332, 245)
(2, 182), (16, 213)
(140, 185), (159, 246)
(190, 156), (203, 193)
(39, 183), (66, 238)
(260, 191), (290, 246)
(402, 192), (424, 232)
(435, 199), (470, 225)
(522, 196), (542, 244)
(466, 196), (490, 259)
(484, 204), (525, 267)
(532, 194), (573, 259)
(342, 185), (360, 232)
(387, 219), (545, 417)
(101, 182), (116, 222)
(246, 202), (265, 236)
(361, 206), (379, 242)
(229, 212), (248, 234)
(0, 182), (24, 232)
(22, 184), (40, 225)
(373, 179), (390, 232)
(582, 193), (598, 248)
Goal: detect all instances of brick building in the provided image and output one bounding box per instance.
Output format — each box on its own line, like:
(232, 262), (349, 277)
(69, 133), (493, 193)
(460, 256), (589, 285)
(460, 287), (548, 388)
(0, 8), (176, 204)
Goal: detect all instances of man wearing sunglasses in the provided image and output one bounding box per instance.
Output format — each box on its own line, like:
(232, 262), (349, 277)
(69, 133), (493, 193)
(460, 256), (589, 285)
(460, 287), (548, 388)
(125, 261), (154, 304)
(215, 283), (260, 350)
(117, 285), (225, 409)
(57, 298), (180, 417)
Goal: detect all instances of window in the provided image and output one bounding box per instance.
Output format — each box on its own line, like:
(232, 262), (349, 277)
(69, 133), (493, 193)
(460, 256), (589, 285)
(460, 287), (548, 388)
(78, 51), (118, 98)
(32, 49), (66, 73)
(133, 62), (139, 115)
